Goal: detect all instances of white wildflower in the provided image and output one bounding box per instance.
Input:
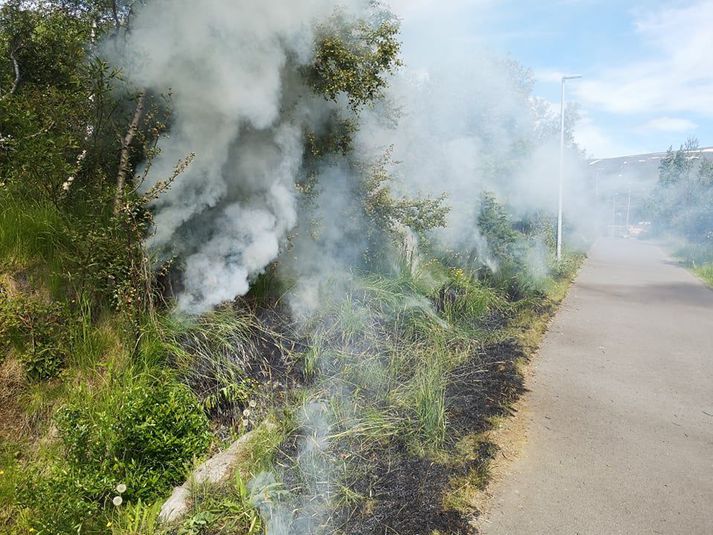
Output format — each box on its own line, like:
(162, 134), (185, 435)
(61, 176), (74, 191)
(116, 483), (127, 494)
(112, 495), (123, 506)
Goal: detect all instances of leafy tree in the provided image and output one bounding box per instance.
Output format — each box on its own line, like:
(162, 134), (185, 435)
(648, 137), (713, 249)
(362, 149), (449, 235)
(478, 191), (518, 267)
(305, 11), (402, 112)
(658, 138), (698, 187)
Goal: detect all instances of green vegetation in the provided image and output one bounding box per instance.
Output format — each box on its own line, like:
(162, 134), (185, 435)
(0, 1), (586, 534)
(647, 139), (713, 278)
(693, 264), (713, 288)
(19, 377), (211, 534)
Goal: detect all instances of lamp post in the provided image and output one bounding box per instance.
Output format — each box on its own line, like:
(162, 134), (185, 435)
(557, 74), (582, 262)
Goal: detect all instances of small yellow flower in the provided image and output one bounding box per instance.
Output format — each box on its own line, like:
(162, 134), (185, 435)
(0, 470), (5, 475)
(107, 521), (113, 527)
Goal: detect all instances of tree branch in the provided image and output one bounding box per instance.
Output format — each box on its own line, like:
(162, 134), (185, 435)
(114, 91), (146, 214)
(111, 0), (121, 30)
(1, 48), (20, 101)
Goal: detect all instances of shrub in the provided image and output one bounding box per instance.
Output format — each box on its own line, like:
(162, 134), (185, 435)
(19, 376), (211, 533)
(0, 295), (68, 381)
(478, 191), (518, 269)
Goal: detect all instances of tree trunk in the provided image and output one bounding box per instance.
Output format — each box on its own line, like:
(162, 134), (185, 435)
(114, 91), (146, 215)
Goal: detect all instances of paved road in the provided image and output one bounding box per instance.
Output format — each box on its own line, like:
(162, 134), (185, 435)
(481, 238), (713, 535)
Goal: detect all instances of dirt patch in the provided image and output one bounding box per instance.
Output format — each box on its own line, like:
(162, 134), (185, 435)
(0, 357), (29, 441)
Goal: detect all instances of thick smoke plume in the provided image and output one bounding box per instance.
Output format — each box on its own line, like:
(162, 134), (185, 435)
(356, 59), (595, 276)
(119, 0), (596, 314)
(118, 0), (364, 314)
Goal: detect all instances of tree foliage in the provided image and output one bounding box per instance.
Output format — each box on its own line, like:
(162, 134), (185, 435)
(648, 138), (713, 249)
(362, 149), (449, 234)
(306, 12), (402, 112)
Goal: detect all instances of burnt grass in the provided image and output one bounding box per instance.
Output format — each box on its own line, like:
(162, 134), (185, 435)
(342, 338), (528, 535)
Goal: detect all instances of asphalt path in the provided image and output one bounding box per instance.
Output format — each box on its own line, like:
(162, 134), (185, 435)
(481, 238), (713, 535)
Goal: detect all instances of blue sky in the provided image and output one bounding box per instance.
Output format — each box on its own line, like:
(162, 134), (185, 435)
(390, 0), (713, 158)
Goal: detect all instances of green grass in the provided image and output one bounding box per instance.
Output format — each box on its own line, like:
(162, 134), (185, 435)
(410, 356), (447, 445)
(0, 193), (68, 268)
(0, 441), (23, 531)
(671, 241), (713, 288)
(675, 242), (713, 266)
(0, 181), (586, 535)
(693, 264), (713, 287)
(0, 193), (74, 299)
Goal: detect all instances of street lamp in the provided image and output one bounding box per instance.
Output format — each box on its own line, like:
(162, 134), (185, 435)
(557, 74), (582, 262)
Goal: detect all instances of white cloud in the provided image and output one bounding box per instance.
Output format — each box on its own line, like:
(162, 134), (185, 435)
(641, 117), (698, 132)
(576, 0), (713, 116)
(574, 112), (639, 159)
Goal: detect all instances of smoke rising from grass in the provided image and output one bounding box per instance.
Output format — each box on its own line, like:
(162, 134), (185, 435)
(116, 0), (365, 314)
(113, 1), (601, 533)
(356, 58), (595, 274)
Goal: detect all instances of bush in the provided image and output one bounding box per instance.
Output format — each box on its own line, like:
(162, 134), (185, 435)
(478, 192), (518, 268)
(19, 376), (211, 533)
(436, 268), (500, 327)
(0, 295), (68, 380)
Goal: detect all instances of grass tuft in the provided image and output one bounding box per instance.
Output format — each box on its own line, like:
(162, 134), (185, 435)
(694, 263), (713, 287)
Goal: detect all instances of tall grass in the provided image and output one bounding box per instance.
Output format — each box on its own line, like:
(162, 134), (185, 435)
(138, 308), (295, 422)
(294, 267), (491, 459)
(672, 242), (713, 287)
(0, 192), (70, 278)
(694, 264), (713, 287)
(0, 441), (22, 531)
(410, 356), (447, 445)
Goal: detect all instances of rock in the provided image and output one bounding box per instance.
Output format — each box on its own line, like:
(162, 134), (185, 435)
(159, 485), (191, 523)
(158, 421), (276, 524)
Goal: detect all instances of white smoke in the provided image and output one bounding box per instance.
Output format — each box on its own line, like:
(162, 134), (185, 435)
(353, 49), (599, 273)
(116, 0), (365, 313)
(250, 401), (336, 534)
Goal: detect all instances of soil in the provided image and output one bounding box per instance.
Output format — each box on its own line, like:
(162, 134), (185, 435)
(345, 444), (474, 535)
(0, 357), (29, 442)
(446, 339), (527, 438)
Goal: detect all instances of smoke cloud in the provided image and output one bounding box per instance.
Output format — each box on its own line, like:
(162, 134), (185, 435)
(117, 0), (365, 313)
